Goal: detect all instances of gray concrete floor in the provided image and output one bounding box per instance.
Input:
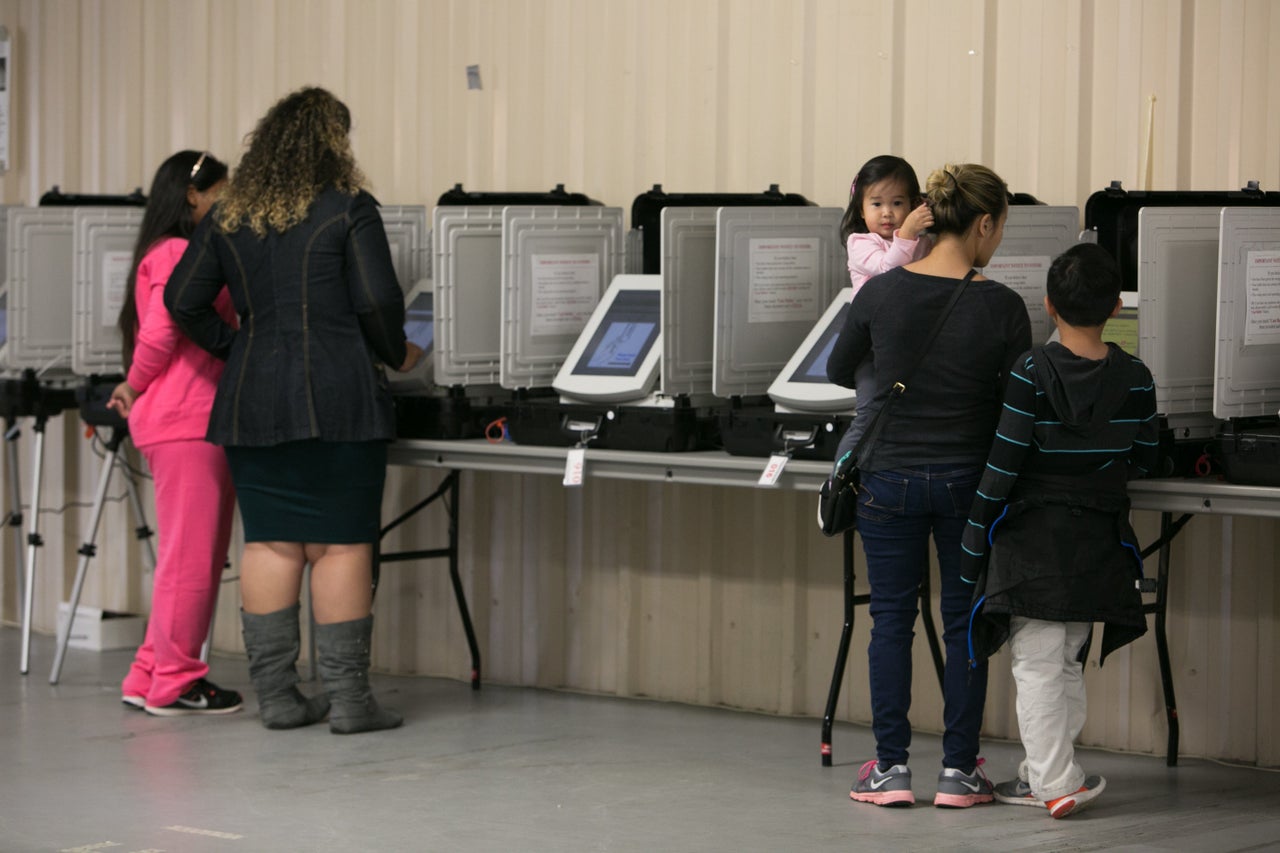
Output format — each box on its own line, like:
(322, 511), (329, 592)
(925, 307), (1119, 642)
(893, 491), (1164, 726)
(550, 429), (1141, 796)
(2, 627), (1279, 853)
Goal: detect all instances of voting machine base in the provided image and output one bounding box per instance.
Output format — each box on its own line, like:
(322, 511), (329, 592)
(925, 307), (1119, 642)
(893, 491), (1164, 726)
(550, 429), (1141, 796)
(504, 398), (719, 453)
(717, 404), (850, 461)
(75, 376), (127, 428)
(1153, 420), (1217, 479)
(393, 391), (490, 440)
(1213, 418), (1280, 486)
(1, 372), (78, 422)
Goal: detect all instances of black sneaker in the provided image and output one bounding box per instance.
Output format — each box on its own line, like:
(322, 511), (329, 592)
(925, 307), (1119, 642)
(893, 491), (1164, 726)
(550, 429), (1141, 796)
(144, 679), (243, 716)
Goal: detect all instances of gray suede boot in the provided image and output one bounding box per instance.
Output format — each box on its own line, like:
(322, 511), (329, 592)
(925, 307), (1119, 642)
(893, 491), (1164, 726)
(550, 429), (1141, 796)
(314, 615), (403, 734)
(241, 605), (331, 730)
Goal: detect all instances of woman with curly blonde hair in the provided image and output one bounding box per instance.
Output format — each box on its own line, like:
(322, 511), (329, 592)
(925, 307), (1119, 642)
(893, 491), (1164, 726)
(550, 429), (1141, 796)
(167, 86), (422, 734)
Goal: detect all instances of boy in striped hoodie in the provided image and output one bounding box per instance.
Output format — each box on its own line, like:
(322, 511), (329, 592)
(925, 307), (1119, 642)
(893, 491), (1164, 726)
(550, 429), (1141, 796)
(959, 242), (1159, 819)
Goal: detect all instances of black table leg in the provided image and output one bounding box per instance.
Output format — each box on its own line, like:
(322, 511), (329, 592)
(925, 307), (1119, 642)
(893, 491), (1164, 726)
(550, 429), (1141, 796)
(378, 469), (482, 690)
(822, 528), (867, 765)
(1154, 510), (1179, 766)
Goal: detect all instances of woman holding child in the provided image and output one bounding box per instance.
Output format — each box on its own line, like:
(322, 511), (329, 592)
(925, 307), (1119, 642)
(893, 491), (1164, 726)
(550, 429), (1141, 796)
(827, 163), (1031, 808)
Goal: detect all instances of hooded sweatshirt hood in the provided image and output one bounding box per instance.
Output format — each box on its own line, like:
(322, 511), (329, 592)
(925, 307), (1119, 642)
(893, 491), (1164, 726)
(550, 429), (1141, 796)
(1033, 342), (1135, 435)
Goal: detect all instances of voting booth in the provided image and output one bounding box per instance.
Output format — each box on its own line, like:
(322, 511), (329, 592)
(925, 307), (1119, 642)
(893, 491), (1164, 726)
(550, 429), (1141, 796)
(1084, 184), (1280, 476)
(67, 207), (146, 430)
(3, 191), (148, 678)
(498, 205), (626, 390)
(1137, 207), (1224, 438)
(377, 204), (432, 393)
(627, 190), (819, 451)
(712, 206), (847, 459)
(72, 207), (143, 376)
(395, 186), (598, 440)
(981, 205), (1083, 346)
(1212, 207), (1280, 485)
(4, 207), (79, 379)
(498, 205), (632, 446)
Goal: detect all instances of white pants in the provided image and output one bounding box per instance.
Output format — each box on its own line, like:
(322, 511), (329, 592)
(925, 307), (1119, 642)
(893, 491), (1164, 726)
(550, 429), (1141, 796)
(1009, 616), (1091, 801)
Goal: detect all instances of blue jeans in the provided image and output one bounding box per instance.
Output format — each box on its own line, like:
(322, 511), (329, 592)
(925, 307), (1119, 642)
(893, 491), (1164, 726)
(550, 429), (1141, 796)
(856, 463), (988, 771)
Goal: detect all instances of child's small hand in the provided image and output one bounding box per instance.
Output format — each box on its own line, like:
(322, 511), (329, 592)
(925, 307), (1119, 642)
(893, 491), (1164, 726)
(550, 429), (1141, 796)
(106, 382), (138, 419)
(899, 203), (934, 240)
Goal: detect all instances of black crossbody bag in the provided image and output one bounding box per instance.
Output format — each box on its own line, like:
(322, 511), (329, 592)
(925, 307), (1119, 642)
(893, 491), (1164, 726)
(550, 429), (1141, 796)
(818, 270), (976, 536)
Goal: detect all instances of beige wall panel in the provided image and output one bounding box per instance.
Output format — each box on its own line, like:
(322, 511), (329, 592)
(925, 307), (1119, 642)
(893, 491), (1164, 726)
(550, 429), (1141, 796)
(1222, 518), (1260, 762)
(807, 2), (886, 211)
(625, 483), (699, 702)
(1169, 512), (1218, 759)
(1087, 1), (1150, 192)
(901, 1), (994, 170)
(990, 1), (1089, 204)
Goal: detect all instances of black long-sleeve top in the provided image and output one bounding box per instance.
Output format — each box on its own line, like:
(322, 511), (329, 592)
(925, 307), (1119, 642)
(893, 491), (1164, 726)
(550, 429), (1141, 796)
(827, 266), (1032, 471)
(165, 188), (407, 447)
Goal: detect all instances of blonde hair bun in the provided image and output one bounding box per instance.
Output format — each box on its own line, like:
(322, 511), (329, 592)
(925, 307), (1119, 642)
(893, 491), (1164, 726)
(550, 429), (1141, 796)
(922, 163), (1007, 236)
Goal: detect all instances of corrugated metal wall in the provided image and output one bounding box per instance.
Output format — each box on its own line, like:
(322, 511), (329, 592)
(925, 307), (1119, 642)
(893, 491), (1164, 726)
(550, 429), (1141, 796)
(1, 0), (1278, 764)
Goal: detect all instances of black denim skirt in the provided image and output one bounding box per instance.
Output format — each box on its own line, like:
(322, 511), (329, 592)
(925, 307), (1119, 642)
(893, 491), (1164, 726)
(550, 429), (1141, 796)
(224, 439), (387, 544)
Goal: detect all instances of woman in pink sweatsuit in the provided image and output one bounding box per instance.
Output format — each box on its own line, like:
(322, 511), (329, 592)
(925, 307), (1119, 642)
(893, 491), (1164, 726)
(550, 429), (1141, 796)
(109, 150), (242, 716)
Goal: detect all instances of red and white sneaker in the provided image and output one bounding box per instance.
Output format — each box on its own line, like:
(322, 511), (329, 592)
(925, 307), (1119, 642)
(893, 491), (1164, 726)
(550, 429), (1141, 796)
(1046, 775), (1106, 818)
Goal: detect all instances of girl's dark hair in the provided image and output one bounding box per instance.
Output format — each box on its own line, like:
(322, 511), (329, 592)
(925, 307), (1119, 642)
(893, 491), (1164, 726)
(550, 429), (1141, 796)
(117, 150), (228, 373)
(839, 155), (924, 243)
(923, 163), (1008, 237)
(1046, 242), (1123, 327)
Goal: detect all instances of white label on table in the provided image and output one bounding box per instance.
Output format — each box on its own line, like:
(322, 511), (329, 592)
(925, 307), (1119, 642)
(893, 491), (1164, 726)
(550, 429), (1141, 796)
(1244, 251), (1280, 346)
(748, 238), (820, 323)
(531, 253), (600, 337)
(563, 447), (586, 487)
(757, 453), (789, 486)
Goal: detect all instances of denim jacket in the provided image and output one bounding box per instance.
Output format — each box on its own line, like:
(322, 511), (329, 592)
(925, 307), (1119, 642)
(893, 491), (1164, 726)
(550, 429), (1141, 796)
(165, 188), (407, 447)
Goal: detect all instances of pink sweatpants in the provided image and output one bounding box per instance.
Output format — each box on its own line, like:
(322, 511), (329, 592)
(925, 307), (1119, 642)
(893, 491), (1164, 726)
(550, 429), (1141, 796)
(121, 439), (235, 706)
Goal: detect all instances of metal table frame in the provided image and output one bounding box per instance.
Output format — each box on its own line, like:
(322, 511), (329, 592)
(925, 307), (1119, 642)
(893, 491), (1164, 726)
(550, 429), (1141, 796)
(388, 439), (1276, 768)
(1125, 477), (1280, 765)
(386, 439), (946, 763)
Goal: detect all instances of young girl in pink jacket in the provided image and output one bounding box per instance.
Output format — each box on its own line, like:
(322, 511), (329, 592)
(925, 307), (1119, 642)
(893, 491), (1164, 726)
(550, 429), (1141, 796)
(841, 155), (935, 296)
(109, 150), (243, 716)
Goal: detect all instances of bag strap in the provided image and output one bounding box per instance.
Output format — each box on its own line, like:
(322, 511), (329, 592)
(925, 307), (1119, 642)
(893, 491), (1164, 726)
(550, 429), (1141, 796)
(844, 269), (976, 468)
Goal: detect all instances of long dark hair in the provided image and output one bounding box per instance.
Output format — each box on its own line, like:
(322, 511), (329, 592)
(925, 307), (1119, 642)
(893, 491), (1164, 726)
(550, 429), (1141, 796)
(117, 150), (228, 373)
(838, 155), (924, 243)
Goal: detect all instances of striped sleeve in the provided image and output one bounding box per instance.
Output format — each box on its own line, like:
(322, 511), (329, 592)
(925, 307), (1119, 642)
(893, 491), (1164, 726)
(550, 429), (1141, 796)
(960, 353), (1037, 578)
(1128, 362), (1160, 479)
